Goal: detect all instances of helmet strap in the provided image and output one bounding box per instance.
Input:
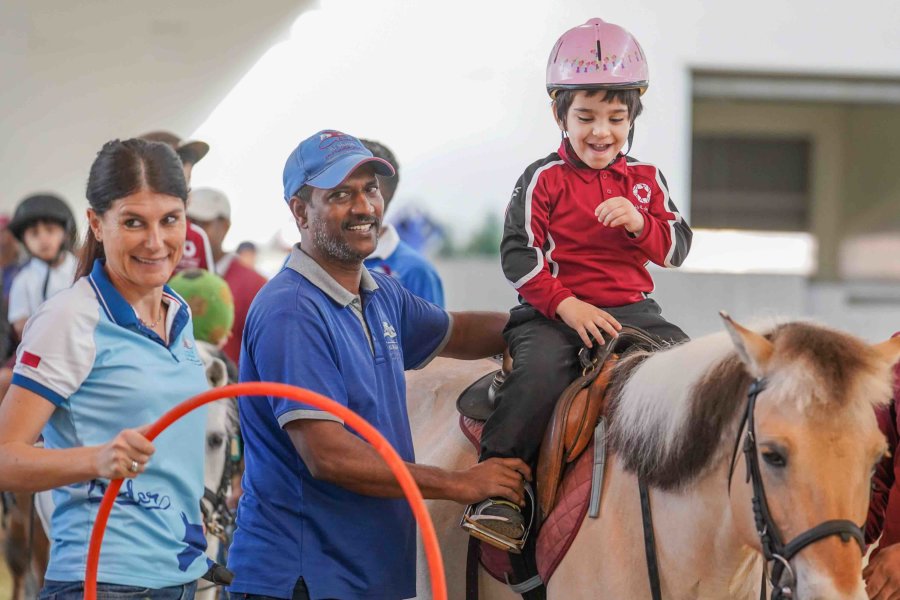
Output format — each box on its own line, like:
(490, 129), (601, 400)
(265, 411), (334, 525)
(623, 124), (636, 156)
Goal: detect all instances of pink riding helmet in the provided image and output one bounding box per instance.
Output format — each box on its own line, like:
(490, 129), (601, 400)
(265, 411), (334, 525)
(546, 18), (649, 97)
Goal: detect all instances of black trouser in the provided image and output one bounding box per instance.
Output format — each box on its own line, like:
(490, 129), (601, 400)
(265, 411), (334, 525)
(235, 578), (329, 600)
(479, 299), (688, 464)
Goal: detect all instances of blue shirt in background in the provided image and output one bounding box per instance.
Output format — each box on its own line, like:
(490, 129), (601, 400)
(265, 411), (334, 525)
(365, 223), (445, 307)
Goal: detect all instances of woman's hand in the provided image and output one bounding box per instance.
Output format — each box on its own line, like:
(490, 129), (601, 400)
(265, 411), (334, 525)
(94, 425), (155, 479)
(555, 297), (621, 348)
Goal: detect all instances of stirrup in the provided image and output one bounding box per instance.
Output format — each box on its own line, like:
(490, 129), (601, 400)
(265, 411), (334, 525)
(460, 484), (536, 554)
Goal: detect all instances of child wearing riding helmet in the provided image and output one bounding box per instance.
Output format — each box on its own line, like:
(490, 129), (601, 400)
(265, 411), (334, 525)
(7, 194), (78, 338)
(471, 19), (693, 542)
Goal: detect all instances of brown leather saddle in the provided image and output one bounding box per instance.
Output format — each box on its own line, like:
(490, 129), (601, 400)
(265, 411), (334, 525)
(457, 326), (662, 518)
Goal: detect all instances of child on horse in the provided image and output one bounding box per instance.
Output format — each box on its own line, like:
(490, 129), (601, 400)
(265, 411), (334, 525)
(469, 18), (693, 542)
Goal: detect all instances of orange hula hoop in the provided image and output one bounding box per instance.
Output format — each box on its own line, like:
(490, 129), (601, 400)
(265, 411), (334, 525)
(84, 382), (447, 600)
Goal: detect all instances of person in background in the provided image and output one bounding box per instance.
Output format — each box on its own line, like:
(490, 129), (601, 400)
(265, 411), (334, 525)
(360, 139), (445, 307)
(0, 215), (24, 301)
(187, 188), (267, 365)
(866, 349), (900, 598)
(235, 241), (258, 270)
(7, 194), (78, 340)
(139, 131), (215, 274)
(0, 138), (210, 599)
(0, 215), (25, 361)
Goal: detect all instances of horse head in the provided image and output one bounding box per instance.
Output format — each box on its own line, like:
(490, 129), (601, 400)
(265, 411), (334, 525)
(607, 316), (900, 599)
(721, 316), (900, 599)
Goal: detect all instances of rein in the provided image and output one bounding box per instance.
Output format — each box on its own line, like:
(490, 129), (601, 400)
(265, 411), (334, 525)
(642, 378), (866, 600)
(200, 432), (240, 544)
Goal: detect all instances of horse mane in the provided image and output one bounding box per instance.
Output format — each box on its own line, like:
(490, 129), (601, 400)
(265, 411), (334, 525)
(607, 321), (889, 491)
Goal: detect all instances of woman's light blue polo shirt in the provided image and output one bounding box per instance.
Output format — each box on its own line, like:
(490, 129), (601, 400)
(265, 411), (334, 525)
(11, 259), (210, 588)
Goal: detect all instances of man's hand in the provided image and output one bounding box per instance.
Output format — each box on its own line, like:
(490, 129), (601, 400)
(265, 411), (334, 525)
(866, 543), (900, 599)
(451, 458), (532, 506)
(555, 297), (621, 348)
(595, 196), (644, 235)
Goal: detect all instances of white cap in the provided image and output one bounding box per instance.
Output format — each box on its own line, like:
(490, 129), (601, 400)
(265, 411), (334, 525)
(187, 188), (231, 221)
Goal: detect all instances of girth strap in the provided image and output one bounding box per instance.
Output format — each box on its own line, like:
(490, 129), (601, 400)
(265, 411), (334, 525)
(639, 478), (662, 600)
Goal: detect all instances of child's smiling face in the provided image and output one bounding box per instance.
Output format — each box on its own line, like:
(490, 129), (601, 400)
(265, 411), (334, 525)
(557, 91), (631, 169)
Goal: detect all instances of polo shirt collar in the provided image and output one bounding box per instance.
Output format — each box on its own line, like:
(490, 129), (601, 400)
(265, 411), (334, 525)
(557, 140), (629, 182)
(367, 224), (400, 261)
(215, 252), (236, 277)
(285, 245), (379, 307)
(86, 259), (190, 345)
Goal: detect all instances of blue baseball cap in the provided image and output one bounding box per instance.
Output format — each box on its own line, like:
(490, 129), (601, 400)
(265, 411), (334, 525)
(282, 130), (396, 201)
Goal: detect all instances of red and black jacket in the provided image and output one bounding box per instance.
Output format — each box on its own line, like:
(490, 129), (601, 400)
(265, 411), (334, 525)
(501, 141), (692, 318)
(867, 355), (900, 552)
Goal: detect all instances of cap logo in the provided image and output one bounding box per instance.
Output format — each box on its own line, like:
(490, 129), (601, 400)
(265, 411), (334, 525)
(318, 130), (351, 148)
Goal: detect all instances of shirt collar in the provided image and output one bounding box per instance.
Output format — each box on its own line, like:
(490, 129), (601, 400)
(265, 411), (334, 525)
(86, 259), (190, 345)
(367, 223), (401, 261)
(285, 245), (379, 307)
(215, 252), (235, 276)
(557, 140), (629, 182)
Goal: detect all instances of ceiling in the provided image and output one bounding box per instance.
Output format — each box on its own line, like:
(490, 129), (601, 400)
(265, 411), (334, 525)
(0, 0), (311, 213)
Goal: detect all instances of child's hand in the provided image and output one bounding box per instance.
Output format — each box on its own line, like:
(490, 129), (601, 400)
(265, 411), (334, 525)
(555, 297), (621, 348)
(595, 197), (645, 235)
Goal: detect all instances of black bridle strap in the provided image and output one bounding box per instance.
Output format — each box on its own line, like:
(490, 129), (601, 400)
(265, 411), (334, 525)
(639, 478), (662, 600)
(781, 519), (865, 559)
(742, 378), (866, 600)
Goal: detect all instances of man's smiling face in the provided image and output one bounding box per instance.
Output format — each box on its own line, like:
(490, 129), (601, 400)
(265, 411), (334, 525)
(299, 163), (384, 265)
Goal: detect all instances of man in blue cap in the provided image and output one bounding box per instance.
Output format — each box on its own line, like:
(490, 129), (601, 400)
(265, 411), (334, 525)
(228, 130), (530, 600)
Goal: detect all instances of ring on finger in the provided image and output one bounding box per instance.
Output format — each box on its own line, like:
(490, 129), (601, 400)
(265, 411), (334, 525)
(130, 459), (139, 473)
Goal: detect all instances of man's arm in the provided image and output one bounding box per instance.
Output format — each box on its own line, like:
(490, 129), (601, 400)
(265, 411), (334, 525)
(439, 311), (507, 360)
(285, 419), (530, 505)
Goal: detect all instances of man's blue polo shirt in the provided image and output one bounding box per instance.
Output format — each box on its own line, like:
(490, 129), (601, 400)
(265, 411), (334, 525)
(228, 246), (451, 600)
(11, 259), (209, 587)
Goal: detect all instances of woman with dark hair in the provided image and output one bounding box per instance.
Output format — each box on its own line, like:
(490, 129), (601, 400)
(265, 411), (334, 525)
(0, 138), (210, 599)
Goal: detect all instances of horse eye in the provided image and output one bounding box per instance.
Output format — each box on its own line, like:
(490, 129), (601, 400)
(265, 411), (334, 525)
(207, 433), (225, 448)
(762, 450), (787, 468)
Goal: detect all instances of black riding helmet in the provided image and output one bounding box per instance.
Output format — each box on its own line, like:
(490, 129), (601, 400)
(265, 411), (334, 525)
(8, 193), (77, 250)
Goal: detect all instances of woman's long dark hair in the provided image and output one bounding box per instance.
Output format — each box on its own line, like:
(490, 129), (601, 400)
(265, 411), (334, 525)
(76, 138), (188, 280)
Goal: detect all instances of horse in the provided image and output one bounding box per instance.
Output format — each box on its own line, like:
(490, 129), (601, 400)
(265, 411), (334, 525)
(410, 316), (900, 600)
(1, 489), (49, 600)
(196, 341), (240, 600)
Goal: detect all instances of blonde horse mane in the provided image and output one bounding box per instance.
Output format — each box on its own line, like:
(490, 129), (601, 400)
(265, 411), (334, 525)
(607, 321), (891, 491)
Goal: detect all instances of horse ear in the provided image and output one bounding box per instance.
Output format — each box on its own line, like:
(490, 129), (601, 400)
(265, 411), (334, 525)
(872, 336), (900, 367)
(719, 311), (774, 378)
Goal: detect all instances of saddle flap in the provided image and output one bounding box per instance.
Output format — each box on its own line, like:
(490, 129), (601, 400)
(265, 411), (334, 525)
(536, 355), (618, 518)
(565, 358), (617, 461)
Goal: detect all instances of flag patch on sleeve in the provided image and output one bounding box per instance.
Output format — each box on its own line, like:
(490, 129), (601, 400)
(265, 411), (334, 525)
(21, 351), (41, 368)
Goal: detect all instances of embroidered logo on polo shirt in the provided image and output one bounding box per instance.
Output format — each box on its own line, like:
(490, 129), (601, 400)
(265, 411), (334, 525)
(21, 351), (41, 368)
(383, 321), (401, 360)
(633, 183), (651, 204)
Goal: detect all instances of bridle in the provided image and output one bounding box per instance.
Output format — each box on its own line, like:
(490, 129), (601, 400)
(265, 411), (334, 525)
(642, 377), (867, 600)
(200, 432), (240, 544)
(729, 378), (866, 600)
